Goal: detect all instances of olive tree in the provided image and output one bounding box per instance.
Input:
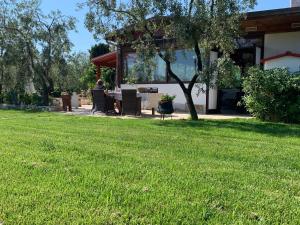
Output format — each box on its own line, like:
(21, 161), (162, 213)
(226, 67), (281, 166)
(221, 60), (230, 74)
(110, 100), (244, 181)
(1, 0), (76, 105)
(84, 0), (256, 120)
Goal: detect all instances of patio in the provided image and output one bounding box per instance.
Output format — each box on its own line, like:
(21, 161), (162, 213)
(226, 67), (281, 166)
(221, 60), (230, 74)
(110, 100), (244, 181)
(61, 105), (252, 120)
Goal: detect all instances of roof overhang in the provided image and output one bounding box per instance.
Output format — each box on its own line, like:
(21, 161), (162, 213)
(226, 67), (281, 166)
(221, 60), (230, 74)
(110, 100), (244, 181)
(91, 51), (117, 68)
(106, 7), (300, 43)
(243, 7), (300, 33)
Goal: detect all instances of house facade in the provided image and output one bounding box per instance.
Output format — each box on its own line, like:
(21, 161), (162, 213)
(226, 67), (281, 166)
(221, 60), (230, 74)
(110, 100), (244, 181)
(92, 2), (300, 114)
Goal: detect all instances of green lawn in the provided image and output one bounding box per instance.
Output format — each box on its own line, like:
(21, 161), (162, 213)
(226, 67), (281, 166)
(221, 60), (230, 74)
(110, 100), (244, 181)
(0, 110), (299, 224)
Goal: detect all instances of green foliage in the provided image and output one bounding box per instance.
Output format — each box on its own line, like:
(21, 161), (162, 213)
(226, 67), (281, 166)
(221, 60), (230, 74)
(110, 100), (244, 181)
(2, 91), (18, 105)
(0, 110), (299, 224)
(89, 43), (110, 59)
(85, 0), (257, 120)
(243, 67), (300, 123)
(216, 57), (242, 89)
(101, 68), (116, 90)
(19, 93), (33, 105)
(59, 52), (90, 93)
(160, 94), (176, 102)
(80, 63), (97, 90)
(79, 65), (116, 91)
(0, 91), (43, 106)
(1, 0), (76, 105)
(0, 93), (3, 104)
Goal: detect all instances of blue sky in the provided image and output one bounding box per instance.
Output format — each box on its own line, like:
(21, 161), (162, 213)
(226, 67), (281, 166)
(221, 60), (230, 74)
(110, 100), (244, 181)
(40, 0), (291, 53)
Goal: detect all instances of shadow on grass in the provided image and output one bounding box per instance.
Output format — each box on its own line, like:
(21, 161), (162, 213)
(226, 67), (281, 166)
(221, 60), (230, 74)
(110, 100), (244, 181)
(154, 119), (300, 137)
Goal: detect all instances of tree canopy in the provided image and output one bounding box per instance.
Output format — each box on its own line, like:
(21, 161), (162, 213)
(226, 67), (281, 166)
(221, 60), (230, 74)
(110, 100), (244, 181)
(89, 43), (110, 59)
(0, 0), (89, 105)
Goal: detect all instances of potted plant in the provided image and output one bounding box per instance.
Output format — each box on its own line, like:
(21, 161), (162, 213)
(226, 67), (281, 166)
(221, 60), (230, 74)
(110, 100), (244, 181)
(157, 94), (176, 118)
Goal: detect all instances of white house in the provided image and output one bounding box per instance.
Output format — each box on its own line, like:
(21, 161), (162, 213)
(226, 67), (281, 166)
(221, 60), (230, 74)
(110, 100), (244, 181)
(92, 0), (300, 114)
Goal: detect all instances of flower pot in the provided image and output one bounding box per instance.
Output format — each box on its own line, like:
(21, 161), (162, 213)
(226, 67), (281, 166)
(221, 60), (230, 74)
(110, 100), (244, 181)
(157, 100), (174, 115)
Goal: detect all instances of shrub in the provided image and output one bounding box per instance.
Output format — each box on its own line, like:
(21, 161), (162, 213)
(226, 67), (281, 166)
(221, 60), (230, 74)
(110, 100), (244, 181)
(102, 68), (116, 90)
(0, 93), (4, 104)
(3, 91), (18, 105)
(31, 93), (43, 106)
(160, 94), (176, 102)
(19, 93), (33, 105)
(243, 67), (300, 123)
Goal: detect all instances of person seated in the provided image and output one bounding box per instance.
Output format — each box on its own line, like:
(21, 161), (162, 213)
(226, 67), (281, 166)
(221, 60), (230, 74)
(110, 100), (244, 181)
(91, 79), (115, 113)
(94, 79), (105, 90)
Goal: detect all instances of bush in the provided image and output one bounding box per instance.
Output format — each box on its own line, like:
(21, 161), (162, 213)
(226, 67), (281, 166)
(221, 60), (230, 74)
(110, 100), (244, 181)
(3, 91), (18, 105)
(0, 93), (4, 104)
(30, 93), (44, 106)
(243, 67), (300, 123)
(102, 68), (116, 90)
(1, 92), (44, 106)
(160, 94), (176, 102)
(19, 93), (33, 105)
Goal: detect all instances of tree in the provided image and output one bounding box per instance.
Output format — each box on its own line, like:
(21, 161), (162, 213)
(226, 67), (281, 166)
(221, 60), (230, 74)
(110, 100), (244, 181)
(89, 43), (110, 59)
(85, 0), (256, 120)
(1, 0), (76, 105)
(80, 63), (97, 90)
(64, 52), (90, 92)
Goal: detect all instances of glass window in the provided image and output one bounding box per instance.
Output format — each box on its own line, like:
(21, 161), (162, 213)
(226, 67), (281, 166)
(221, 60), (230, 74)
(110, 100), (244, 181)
(152, 55), (166, 82)
(123, 49), (197, 83)
(124, 53), (166, 83)
(170, 49), (197, 81)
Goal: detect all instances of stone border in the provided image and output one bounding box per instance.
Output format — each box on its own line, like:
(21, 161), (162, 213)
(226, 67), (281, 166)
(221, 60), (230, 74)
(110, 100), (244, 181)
(0, 104), (58, 112)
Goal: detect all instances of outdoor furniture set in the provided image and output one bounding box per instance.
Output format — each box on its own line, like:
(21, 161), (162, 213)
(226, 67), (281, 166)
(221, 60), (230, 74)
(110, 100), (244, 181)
(91, 89), (142, 116)
(91, 88), (175, 119)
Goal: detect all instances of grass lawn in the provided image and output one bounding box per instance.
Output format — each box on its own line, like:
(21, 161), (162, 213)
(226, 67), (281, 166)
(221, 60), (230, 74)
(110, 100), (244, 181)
(0, 110), (299, 224)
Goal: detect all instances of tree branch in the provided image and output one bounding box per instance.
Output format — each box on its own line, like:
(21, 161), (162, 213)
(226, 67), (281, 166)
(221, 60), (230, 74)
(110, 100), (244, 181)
(194, 41), (202, 71)
(157, 52), (187, 92)
(188, 74), (199, 91)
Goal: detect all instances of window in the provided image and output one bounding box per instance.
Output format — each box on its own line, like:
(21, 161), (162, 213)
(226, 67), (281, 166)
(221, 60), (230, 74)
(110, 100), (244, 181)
(170, 49), (197, 81)
(124, 53), (166, 83)
(123, 49), (197, 83)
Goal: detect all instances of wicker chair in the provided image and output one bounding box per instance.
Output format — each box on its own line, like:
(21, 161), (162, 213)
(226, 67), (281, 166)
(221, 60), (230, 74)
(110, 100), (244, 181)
(121, 89), (141, 116)
(91, 89), (115, 114)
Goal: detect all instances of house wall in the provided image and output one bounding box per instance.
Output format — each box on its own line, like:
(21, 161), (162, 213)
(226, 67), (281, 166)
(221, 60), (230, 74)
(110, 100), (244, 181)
(121, 83), (215, 113)
(119, 50), (219, 113)
(264, 31), (300, 58)
(264, 57), (300, 72)
(264, 31), (300, 72)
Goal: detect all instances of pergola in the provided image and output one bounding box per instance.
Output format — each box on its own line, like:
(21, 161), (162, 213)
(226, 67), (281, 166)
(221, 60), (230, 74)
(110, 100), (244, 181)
(91, 51), (117, 80)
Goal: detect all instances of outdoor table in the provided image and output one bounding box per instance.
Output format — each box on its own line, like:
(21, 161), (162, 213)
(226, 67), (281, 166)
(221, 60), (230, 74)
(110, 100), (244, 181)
(108, 91), (141, 101)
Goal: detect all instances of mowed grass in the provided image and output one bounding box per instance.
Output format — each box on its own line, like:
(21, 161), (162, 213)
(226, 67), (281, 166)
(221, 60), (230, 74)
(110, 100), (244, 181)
(0, 110), (299, 224)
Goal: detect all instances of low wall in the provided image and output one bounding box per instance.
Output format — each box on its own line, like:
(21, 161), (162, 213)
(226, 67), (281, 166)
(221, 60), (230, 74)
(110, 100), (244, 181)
(0, 104), (57, 111)
(120, 83), (217, 114)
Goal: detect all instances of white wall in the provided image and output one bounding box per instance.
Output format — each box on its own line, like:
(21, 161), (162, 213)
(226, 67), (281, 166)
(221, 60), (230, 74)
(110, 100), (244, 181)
(121, 83), (212, 113)
(264, 32), (300, 58)
(256, 47), (262, 65)
(265, 57), (300, 72)
(264, 32), (300, 72)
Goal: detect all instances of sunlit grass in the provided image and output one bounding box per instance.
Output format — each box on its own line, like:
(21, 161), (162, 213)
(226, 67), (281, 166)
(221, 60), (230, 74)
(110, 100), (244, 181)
(0, 110), (299, 224)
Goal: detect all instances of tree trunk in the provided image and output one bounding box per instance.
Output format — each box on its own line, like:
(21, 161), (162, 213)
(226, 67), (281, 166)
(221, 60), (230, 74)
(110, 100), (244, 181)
(184, 90), (198, 120)
(42, 86), (50, 106)
(206, 84), (210, 114)
(159, 53), (199, 120)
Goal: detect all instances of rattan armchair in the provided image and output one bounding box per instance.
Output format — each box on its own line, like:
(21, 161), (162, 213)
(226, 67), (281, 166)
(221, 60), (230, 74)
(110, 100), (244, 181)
(91, 89), (115, 114)
(121, 89), (141, 116)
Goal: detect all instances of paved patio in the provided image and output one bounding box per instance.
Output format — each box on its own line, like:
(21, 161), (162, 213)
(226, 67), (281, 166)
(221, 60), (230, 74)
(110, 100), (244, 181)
(60, 105), (252, 120)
